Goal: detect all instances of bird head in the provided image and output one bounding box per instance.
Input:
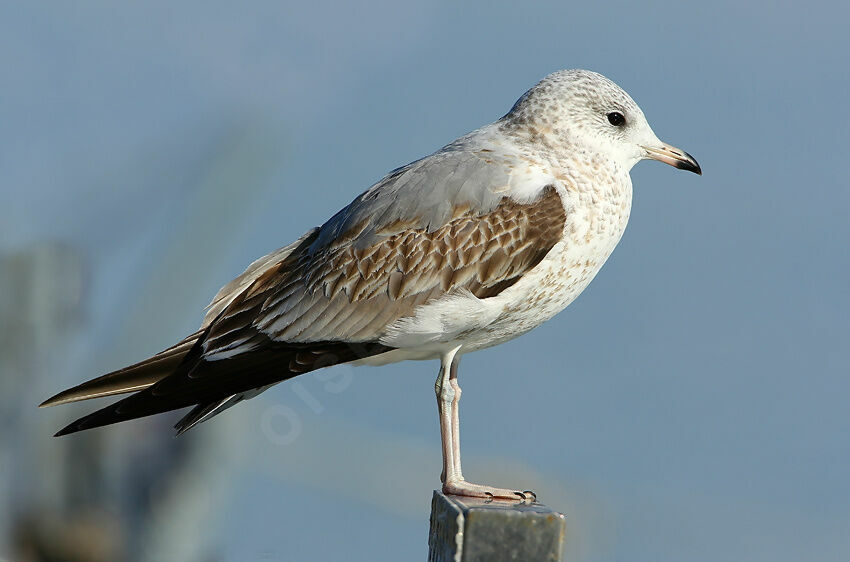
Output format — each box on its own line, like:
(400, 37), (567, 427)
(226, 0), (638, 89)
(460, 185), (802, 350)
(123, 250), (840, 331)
(505, 69), (701, 175)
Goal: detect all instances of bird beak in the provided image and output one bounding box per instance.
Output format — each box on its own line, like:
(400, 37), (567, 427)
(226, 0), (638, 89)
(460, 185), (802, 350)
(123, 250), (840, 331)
(642, 142), (702, 175)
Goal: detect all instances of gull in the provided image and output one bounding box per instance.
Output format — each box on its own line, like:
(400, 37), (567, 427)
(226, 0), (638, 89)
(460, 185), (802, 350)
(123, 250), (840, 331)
(42, 69), (700, 500)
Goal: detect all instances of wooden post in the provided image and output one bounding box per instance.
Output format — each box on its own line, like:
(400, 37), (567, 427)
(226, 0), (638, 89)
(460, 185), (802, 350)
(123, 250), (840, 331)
(428, 491), (567, 562)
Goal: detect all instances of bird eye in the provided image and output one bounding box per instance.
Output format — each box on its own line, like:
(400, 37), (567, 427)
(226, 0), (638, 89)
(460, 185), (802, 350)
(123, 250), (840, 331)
(607, 112), (626, 127)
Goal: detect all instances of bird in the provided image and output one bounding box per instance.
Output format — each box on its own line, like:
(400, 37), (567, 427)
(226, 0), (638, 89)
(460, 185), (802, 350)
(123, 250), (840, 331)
(42, 69), (700, 500)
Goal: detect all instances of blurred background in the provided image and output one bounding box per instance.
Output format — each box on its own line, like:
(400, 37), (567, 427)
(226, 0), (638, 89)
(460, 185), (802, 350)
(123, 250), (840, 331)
(1, 1), (848, 560)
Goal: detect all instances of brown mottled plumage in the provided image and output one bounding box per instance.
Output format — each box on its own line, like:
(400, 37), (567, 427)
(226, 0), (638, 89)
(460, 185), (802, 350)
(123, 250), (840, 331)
(207, 185), (565, 347)
(43, 186), (566, 436)
(42, 69), (699, 500)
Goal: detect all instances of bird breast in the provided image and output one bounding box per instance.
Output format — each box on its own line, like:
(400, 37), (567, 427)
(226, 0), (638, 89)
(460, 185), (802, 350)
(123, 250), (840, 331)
(457, 163), (634, 351)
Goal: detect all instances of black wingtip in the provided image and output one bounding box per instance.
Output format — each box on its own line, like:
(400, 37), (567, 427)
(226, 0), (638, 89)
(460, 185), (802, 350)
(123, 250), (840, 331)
(54, 422), (83, 437)
(51, 396), (136, 437)
(53, 411), (112, 436)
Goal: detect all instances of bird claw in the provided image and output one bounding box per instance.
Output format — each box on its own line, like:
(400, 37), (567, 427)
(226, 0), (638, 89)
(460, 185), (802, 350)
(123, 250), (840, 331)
(444, 480), (536, 502)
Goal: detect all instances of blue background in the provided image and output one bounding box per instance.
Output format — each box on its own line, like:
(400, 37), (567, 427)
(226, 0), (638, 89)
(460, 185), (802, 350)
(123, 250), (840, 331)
(1, 2), (848, 560)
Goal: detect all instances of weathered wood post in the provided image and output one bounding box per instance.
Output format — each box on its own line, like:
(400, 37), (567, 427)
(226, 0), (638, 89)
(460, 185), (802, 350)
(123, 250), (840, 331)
(428, 491), (567, 561)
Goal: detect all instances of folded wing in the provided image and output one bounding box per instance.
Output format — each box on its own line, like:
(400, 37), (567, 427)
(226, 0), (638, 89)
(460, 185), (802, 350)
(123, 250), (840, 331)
(48, 145), (567, 436)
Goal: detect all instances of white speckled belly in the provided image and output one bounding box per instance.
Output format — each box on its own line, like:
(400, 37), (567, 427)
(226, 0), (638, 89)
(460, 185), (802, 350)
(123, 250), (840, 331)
(456, 173), (633, 352)
(376, 160), (633, 358)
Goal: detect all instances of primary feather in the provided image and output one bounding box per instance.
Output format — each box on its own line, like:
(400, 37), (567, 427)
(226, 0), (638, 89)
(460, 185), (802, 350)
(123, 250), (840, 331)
(44, 138), (564, 436)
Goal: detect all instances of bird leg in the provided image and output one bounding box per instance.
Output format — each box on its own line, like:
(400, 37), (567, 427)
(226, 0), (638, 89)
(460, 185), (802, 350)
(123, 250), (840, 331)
(435, 347), (535, 501)
(448, 357), (463, 481)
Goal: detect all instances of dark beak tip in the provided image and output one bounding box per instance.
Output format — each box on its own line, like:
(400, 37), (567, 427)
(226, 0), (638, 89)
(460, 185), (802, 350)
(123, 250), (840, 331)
(677, 153), (701, 175)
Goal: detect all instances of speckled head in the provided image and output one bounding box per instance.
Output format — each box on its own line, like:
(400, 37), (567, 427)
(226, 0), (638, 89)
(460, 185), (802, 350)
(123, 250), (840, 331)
(503, 69), (701, 175)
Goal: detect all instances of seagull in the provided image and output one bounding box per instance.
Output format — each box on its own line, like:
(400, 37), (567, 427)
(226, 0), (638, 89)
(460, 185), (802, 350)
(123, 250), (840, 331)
(42, 69), (700, 500)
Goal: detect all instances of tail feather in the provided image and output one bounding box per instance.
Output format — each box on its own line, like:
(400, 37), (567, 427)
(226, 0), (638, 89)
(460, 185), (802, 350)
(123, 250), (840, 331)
(52, 337), (393, 437)
(174, 384), (274, 435)
(39, 331), (202, 408)
(174, 395), (242, 435)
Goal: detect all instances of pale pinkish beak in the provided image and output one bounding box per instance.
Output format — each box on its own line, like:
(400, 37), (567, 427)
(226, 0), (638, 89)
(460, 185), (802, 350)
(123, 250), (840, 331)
(642, 142), (701, 175)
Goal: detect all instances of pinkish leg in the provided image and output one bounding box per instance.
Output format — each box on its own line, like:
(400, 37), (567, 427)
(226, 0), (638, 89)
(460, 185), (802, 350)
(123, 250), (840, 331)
(449, 357), (464, 480)
(435, 348), (536, 502)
